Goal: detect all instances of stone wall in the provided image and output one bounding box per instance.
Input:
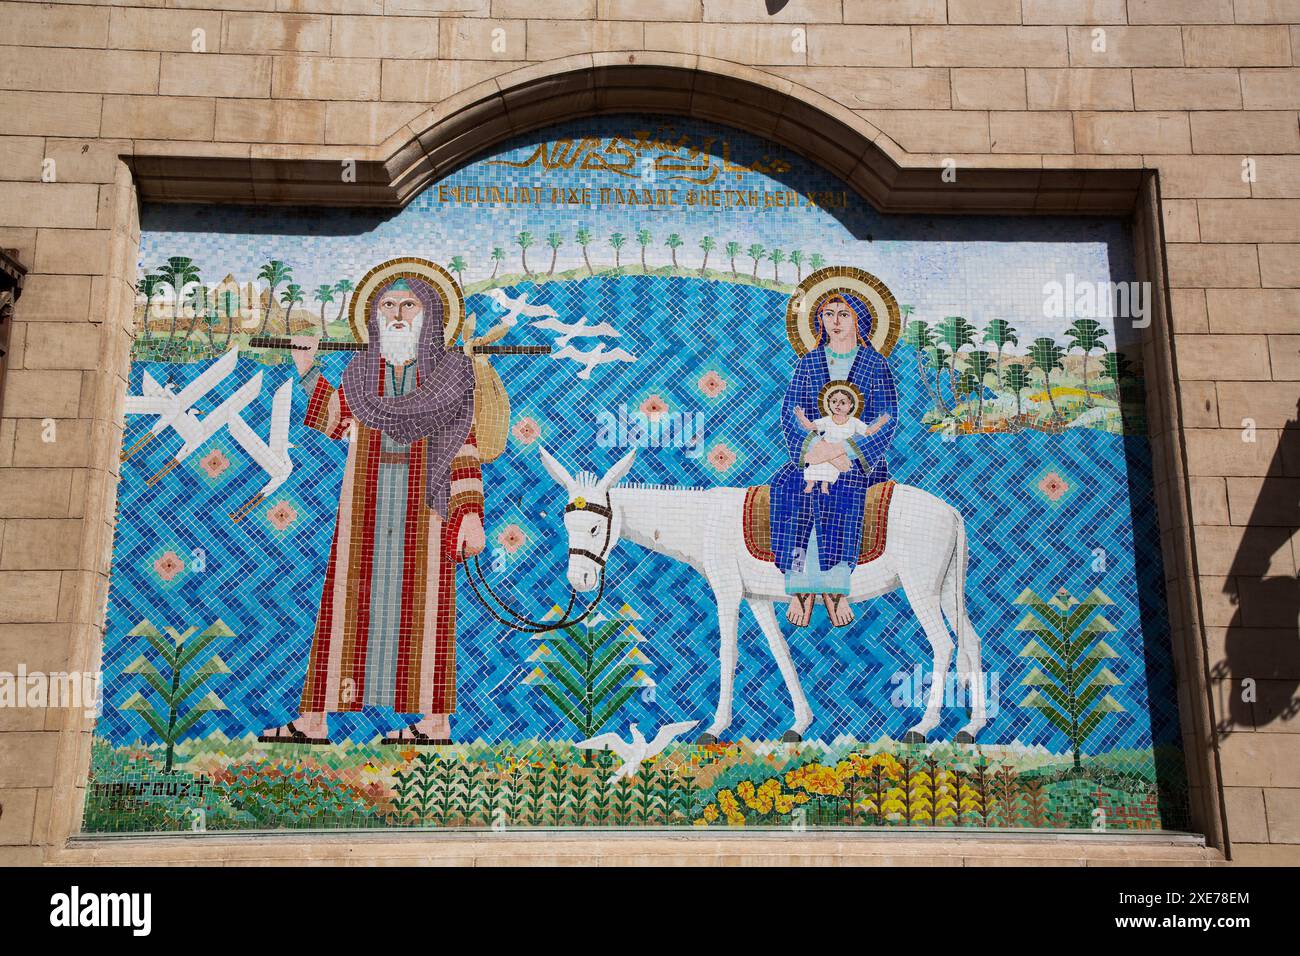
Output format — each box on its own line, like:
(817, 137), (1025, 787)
(0, 0), (1296, 865)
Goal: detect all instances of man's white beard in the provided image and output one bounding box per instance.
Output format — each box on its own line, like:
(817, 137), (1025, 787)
(378, 312), (423, 366)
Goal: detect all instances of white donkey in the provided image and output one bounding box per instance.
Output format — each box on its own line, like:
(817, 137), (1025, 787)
(537, 447), (988, 746)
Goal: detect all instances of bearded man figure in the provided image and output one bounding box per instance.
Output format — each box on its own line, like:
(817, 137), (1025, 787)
(259, 270), (486, 747)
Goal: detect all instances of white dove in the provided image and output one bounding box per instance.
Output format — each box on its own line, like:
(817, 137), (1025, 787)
(551, 343), (638, 380)
(145, 372), (263, 486)
(575, 720), (699, 784)
(121, 348), (238, 462)
(226, 378), (295, 522)
(528, 314), (621, 347)
(485, 287), (558, 326)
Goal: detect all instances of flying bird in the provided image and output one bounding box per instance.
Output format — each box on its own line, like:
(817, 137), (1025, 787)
(551, 343), (638, 380)
(485, 287), (558, 327)
(226, 379), (295, 522)
(528, 314), (621, 348)
(145, 372), (263, 486)
(575, 720), (699, 784)
(121, 348), (239, 462)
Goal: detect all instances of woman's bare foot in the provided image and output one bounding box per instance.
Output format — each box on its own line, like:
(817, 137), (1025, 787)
(803, 480), (814, 493)
(820, 482), (830, 494)
(785, 593), (815, 627)
(822, 593), (854, 627)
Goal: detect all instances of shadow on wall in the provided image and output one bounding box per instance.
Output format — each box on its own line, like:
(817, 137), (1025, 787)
(1214, 396), (1300, 735)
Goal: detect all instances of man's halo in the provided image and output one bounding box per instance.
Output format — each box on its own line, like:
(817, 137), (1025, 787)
(348, 257), (465, 347)
(785, 266), (901, 357)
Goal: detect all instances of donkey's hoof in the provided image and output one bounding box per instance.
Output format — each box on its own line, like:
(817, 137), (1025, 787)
(953, 731), (975, 745)
(901, 731), (926, 745)
(780, 730), (802, 743)
(695, 733), (718, 745)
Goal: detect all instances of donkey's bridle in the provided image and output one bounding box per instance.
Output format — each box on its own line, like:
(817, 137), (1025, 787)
(462, 492), (614, 634)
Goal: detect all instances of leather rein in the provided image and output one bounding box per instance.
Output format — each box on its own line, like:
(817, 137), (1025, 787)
(462, 492), (614, 634)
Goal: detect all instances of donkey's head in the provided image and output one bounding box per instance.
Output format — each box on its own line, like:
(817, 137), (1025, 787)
(537, 447), (636, 592)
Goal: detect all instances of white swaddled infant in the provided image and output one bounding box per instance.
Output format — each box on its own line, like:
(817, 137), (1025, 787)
(794, 382), (890, 494)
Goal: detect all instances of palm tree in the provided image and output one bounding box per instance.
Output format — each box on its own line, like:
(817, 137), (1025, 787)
(137, 273), (164, 340)
(983, 319), (1018, 382)
(516, 231), (534, 276)
(966, 349), (995, 429)
(1028, 336), (1066, 422)
(936, 315), (977, 407)
(545, 231), (563, 277)
(609, 232), (626, 271)
(956, 370), (981, 427)
(331, 278), (354, 331)
(809, 253), (825, 271)
(158, 256), (201, 344)
(489, 246), (505, 281)
(216, 285), (238, 349)
(769, 248), (785, 282)
(748, 243), (765, 278)
(1100, 350), (1134, 396)
(698, 235), (715, 275)
(576, 227), (594, 276)
(928, 345), (953, 418)
(314, 284), (335, 337)
(448, 256), (467, 288)
(1002, 363), (1031, 429)
(1065, 318), (1108, 407)
(790, 249), (805, 281)
(637, 228), (652, 270)
(182, 283), (210, 347)
(726, 241), (741, 277)
(665, 233), (683, 269)
(902, 318), (947, 415)
(255, 259), (292, 335)
(280, 283), (304, 334)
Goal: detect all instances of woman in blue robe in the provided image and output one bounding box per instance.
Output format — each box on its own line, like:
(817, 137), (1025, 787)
(770, 291), (898, 627)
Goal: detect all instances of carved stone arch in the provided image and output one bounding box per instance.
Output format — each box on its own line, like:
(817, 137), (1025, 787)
(129, 53), (1141, 215)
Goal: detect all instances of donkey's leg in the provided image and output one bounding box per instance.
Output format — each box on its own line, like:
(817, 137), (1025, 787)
(747, 597), (813, 741)
(940, 514), (986, 743)
(900, 587), (954, 744)
(698, 592), (742, 744)
(942, 577), (987, 743)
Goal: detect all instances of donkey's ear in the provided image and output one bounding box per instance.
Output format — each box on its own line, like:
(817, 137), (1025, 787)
(597, 448), (636, 492)
(537, 446), (576, 492)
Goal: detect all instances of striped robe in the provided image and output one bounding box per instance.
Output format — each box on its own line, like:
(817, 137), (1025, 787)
(297, 365), (484, 716)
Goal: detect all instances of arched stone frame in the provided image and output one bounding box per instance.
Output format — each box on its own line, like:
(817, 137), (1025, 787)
(52, 53), (1223, 862)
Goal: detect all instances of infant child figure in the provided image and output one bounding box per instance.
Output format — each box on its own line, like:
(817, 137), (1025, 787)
(794, 382), (890, 494)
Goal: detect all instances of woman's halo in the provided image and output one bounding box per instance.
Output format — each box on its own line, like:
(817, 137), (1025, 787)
(348, 257), (465, 347)
(786, 266), (901, 357)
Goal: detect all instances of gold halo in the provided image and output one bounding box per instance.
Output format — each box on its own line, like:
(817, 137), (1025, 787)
(818, 379), (865, 418)
(348, 257), (464, 347)
(785, 266), (900, 357)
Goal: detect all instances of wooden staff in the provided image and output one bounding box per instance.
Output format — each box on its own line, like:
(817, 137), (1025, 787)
(247, 335), (550, 355)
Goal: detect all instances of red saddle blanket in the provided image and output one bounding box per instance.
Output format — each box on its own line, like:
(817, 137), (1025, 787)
(742, 480), (895, 565)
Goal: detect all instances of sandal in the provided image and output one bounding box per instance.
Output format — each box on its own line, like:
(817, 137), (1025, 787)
(821, 593), (855, 628)
(380, 722), (451, 746)
(785, 593), (815, 628)
(257, 720), (331, 745)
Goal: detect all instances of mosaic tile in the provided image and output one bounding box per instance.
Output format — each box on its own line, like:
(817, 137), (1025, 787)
(82, 115), (1188, 833)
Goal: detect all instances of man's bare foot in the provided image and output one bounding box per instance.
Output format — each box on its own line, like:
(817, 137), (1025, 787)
(803, 480), (814, 493)
(822, 593), (854, 627)
(785, 593), (815, 627)
(384, 713), (451, 743)
(821, 482), (830, 494)
(258, 713), (329, 743)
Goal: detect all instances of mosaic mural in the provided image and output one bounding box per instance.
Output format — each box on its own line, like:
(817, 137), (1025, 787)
(83, 115), (1189, 833)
